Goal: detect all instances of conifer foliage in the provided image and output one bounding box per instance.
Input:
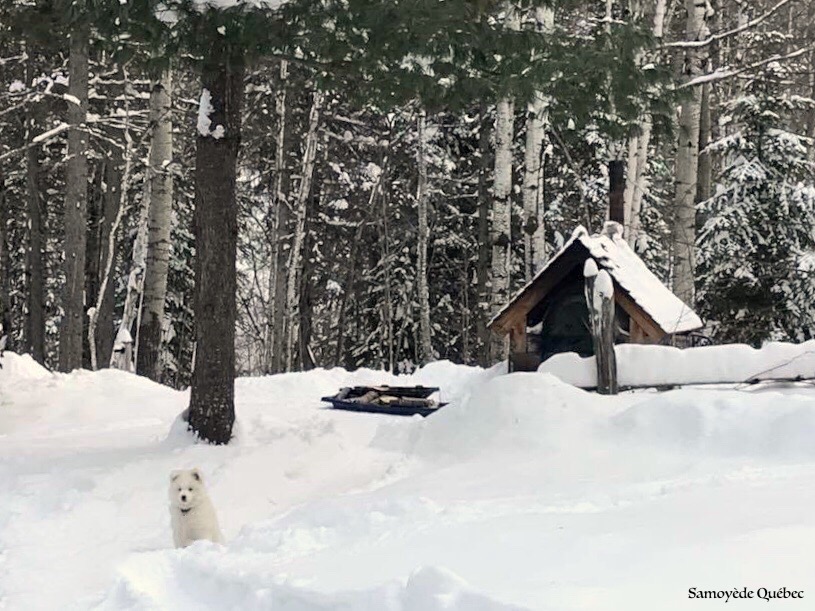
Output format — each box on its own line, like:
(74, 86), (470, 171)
(698, 66), (815, 344)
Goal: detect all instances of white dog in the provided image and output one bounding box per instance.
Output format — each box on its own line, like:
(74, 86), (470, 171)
(168, 468), (223, 548)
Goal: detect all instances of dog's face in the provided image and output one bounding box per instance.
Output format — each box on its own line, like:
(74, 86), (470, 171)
(169, 468), (206, 511)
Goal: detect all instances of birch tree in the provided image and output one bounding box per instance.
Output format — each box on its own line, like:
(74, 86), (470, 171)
(624, 0), (667, 247)
(671, 0), (712, 305)
(137, 69), (174, 381)
(416, 109), (433, 363)
(490, 95), (514, 361)
(522, 6), (554, 280)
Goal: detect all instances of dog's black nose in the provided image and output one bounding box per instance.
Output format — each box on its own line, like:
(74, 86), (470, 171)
(181, 495), (187, 502)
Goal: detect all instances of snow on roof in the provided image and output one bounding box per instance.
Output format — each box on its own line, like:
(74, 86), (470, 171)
(490, 223), (703, 335)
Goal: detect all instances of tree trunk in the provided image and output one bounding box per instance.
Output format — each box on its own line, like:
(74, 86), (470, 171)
(297, 200), (315, 371)
(26, 132), (45, 364)
(96, 153), (121, 367)
(475, 104), (492, 366)
(627, 114), (651, 247)
(379, 148), (395, 372)
(489, 96), (514, 362)
(59, 25), (89, 372)
(522, 93), (545, 282)
(671, 0), (709, 305)
(626, 0), (667, 248)
(187, 42), (245, 445)
(110, 195), (148, 370)
(0, 170), (9, 347)
(608, 159), (626, 224)
(84, 165), (104, 369)
(523, 6), (553, 280)
(265, 59), (289, 374)
(102, 106), (143, 372)
(416, 110), (433, 364)
(285, 90), (322, 371)
(696, 80), (712, 203)
(137, 69), (174, 381)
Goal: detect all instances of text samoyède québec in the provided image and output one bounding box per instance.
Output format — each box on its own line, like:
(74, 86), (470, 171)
(688, 587), (803, 602)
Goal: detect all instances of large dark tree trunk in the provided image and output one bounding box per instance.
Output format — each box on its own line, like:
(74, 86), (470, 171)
(26, 140), (45, 363)
(187, 42), (245, 445)
(138, 70), (174, 381)
(59, 25), (89, 372)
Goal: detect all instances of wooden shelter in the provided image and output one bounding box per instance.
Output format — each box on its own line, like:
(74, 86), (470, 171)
(488, 222), (703, 372)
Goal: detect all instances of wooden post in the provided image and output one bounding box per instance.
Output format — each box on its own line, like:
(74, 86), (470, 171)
(585, 261), (618, 395)
(508, 320), (527, 372)
(594, 270), (618, 394)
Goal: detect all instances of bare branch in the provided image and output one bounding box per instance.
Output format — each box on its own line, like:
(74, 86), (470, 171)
(680, 44), (815, 89)
(665, 0), (796, 49)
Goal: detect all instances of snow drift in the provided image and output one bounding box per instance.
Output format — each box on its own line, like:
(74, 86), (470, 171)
(539, 340), (815, 388)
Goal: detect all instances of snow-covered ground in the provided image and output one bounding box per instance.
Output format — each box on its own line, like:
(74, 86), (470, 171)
(540, 340), (815, 388)
(2, 352), (815, 610)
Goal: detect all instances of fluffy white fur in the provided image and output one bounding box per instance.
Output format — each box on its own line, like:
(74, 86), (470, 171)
(168, 468), (223, 548)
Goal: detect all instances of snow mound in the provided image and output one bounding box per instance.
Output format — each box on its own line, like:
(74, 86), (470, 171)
(375, 372), (601, 459)
(611, 389), (815, 458)
(0, 351), (52, 384)
(378, 367), (815, 463)
(97, 547), (526, 611)
(540, 340), (815, 388)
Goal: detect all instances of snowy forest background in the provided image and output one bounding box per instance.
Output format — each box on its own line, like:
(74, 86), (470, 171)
(1, 0), (814, 392)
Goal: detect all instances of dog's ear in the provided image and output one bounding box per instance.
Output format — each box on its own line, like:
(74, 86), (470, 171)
(190, 467), (202, 482)
(170, 470), (182, 482)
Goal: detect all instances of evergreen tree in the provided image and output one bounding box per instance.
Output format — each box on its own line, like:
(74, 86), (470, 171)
(697, 66), (815, 344)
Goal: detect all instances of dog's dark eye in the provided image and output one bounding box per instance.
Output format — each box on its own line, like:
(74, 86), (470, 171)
(188, 487), (193, 492)
(177, 487), (181, 491)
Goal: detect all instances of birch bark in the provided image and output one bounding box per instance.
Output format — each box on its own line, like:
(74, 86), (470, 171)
(490, 95), (514, 362)
(522, 7), (554, 281)
(416, 110), (433, 364)
(137, 69), (174, 380)
(672, 0), (711, 305)
(626, 0), (667, 247)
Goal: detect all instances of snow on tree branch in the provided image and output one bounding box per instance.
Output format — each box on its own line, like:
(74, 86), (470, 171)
(664, 0), (795, 50)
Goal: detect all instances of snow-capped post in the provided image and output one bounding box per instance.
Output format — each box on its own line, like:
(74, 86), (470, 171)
(111, 327), (135, 373)
(593, 270), (618, 395)
(583, 257), (598, 328)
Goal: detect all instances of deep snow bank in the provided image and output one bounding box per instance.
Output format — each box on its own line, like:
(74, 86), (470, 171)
(539, 340), (815, 388)
(378, 368), (815, 464)
(0, 351), (52, 386)
(99, 546), (525, 611)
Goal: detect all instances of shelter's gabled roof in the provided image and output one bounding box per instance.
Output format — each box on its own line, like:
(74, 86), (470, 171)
(489, 223), (703, 336)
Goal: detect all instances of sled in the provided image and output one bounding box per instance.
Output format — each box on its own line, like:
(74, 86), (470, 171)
(321, 385), (447, 417)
